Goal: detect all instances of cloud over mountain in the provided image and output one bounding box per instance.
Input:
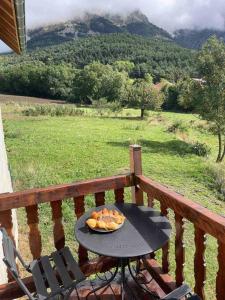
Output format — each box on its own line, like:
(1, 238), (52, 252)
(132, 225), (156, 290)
(26, 0), (225, 32)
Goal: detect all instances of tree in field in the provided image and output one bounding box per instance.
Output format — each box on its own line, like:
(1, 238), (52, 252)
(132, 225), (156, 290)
(73, 62), (130, 103)
(179, 36), (225, 162)
(128, 76), (163, 119)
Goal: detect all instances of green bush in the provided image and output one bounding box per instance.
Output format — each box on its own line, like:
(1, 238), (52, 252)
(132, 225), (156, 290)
(167, 120), (188, 133)
(191, 142), (211, 157)
(92, 98), (122, 116)
(209, 164), (225, 200)
(22, 105), (85, 117)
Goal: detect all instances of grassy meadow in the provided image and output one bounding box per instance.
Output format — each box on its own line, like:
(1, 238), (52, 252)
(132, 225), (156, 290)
(1, 100), (225, 299)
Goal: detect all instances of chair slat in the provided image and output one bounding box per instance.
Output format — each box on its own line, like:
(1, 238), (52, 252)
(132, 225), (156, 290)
(0, 210), (15, 281)
(175, 213), (185, 286)
(61, 247), (85, 282)
(194, 226), (206, 300)
(26, 205), (42, 259)
(216, 241), (225, 300)
(74, 196), (88, 266)
(51, 200), (65, 250)
(30, 260), (48, 298)
(95, 192), (105, 207)
(162, 283), (191, 299)
(2, 231), (18, 275)
(161, 202), (170, 274)
(51, 251), (73, 287)
(40, 256), (61, 293)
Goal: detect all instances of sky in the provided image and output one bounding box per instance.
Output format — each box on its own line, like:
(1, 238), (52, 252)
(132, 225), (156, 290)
(1, 0), (225, 53)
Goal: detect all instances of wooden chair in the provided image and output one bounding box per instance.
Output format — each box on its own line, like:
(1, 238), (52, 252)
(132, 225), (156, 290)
(162, 283), (201, 299)
(0, 227), (85, 300)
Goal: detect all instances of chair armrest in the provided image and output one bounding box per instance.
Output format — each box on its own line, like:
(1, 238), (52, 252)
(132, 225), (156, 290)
(162, 284), (192, 299)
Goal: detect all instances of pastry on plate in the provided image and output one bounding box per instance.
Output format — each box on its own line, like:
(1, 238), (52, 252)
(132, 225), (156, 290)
(86, 218), (97, 229)
(87, 208), (126, 231)
(106, 222), (119, 231)
(97, 220), (108, 230)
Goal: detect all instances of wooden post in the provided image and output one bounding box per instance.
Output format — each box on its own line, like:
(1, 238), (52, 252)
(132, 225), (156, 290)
(130, 145), (144, 205)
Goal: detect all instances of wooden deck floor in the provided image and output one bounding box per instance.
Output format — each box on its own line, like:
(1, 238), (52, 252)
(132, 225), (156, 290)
(70, 270), (166, 300)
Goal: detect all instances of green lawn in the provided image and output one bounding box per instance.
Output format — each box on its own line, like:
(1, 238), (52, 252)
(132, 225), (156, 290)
(2, 103), (224, 299)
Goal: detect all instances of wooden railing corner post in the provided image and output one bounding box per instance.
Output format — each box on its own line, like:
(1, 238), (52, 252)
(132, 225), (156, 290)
(129, 145), (144, 205)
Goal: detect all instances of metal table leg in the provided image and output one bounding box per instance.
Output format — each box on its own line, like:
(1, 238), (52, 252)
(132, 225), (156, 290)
(86, 256), (159, 300)
(86, 263), (119, 299)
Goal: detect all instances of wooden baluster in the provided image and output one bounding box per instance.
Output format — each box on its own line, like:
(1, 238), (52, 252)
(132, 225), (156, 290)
(175, 213), (185, 286)
(216, 241), (225, 300)
(194, 226), (206, 300)
(74, 196), (88, 266)
(114, 188), (124, 203)
(147, 194), (154, 208)
(95, 192), (105, 207)
(161, 202), (170, 274)
(50, 200), (65, 250)
(26, 205), (42, 259)
(0, 210), (15, 281)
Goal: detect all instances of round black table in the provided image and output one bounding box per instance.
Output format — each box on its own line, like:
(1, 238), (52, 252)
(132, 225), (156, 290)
(75, 203), (171, 299)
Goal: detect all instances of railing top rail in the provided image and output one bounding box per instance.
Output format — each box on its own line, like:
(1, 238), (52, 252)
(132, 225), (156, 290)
(0, 174), (132, 212)
(138, 174), (225, 243)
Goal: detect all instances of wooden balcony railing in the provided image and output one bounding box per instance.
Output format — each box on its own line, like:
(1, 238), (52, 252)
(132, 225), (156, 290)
(0, 145), (224, 300)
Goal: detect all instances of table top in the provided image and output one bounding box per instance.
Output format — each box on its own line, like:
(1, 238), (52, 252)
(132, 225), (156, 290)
(75, 203), (171, 258)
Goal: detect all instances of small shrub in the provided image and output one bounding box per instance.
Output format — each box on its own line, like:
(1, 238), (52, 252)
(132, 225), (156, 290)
(167, 120), (188, 133)
(191, 120), (211, 133)
(209, 164), (225, 200)
(123, 124), (145, 131)
(92, 98), (108, 116)
(107, 101), (122, 113)
(148, 113), (166, 125)
(191, 142), (211, 157)
(92, 99), (122, 116)
(22, 105), (85, 117)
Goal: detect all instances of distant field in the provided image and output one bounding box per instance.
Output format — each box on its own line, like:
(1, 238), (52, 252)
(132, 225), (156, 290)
(0, 93), (66, 104)
(1, 101), (224, 299)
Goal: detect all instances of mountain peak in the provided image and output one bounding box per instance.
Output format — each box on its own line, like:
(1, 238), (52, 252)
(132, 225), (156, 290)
(27, 11), (172, 49)
(126, 10), (149, 24)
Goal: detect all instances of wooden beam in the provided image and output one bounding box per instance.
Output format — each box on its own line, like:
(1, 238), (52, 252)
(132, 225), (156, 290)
(0, 0), (21, 53)
(143, 258), (176, 294)
(138, 175), (225, 243)
(0, 174), (132, 211)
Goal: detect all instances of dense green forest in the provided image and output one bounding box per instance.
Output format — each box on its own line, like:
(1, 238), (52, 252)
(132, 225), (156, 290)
(0, 34), (196, 109)
(1, 34), (196, 81)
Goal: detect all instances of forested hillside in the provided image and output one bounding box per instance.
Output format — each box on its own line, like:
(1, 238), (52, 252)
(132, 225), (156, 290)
(2, 34), (195, 81)
(174, 28), (225, 49)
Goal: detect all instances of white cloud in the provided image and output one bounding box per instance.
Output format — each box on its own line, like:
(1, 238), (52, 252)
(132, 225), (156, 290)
(26, 0), (225, 32)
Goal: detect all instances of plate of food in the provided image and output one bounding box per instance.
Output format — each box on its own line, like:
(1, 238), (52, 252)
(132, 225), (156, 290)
(86, 208), (126, 232)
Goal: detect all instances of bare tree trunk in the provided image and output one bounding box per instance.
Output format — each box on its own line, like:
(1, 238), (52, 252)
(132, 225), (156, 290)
(216, 131), (222, 162)
(219, 141), (225, 162)
(141, 108), (145, 119)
